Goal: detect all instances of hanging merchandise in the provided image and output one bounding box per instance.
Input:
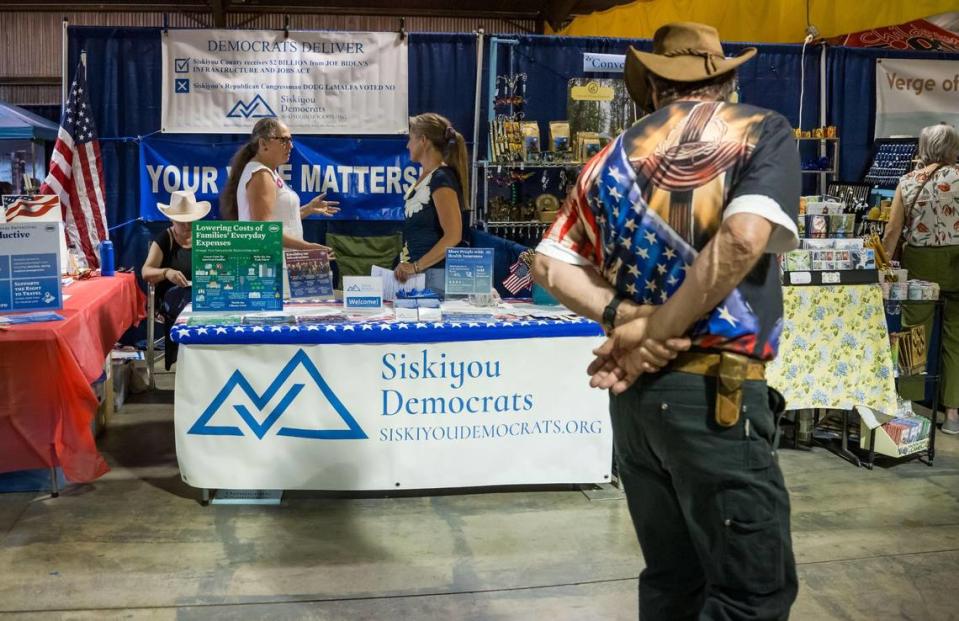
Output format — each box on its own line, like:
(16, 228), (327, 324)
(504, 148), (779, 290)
(567, 78), (636, 156)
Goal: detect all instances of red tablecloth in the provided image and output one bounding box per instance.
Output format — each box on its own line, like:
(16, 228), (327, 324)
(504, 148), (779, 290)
(0, 273), (146, 482)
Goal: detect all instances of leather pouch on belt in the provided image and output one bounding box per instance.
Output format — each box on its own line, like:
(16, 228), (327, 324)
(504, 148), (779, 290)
(716, 352), (748, 427)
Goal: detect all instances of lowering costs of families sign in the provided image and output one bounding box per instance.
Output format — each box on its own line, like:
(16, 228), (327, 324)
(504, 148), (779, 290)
(875, 58), (959, 137)
(191, 221), (283, 312)
(0, 222), (62, 313)
(161, 30), (408, 134)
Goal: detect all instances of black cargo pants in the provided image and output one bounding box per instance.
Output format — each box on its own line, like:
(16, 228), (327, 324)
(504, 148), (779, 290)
(609, 370), (798, 620)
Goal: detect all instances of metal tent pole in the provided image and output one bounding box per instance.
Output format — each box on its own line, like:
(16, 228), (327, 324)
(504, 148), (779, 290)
(470, 29), (485, 228)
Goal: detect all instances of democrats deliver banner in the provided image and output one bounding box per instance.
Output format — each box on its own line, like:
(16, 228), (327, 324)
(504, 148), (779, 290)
(139, 136), (416, 221)
(162, 30), (408, 134)
(876, 58), (959, 137)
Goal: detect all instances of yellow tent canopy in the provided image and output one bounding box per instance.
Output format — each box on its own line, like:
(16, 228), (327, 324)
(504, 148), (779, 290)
(551, 0), (959, 44)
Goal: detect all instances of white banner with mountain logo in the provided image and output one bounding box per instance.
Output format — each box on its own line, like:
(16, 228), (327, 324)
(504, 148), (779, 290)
(174, 338), (612, 490)
(161, 30), (408, 134)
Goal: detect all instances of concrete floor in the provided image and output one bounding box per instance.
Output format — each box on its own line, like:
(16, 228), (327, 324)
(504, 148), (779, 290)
(2, 371), (959, 620)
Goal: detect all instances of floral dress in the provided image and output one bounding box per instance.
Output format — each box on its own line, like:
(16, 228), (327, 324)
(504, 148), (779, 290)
(901, 165), (959, 247)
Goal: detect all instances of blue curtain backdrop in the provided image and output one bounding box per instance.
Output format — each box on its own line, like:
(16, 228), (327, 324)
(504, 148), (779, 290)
(63, 25), (959, 269)
(494, 35), (820, 138)
(827, 46), (959, 181)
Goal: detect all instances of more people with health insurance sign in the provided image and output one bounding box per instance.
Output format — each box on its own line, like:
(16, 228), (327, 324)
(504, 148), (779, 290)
(173, 335), (612, 491)
(161, 30), (408, 134)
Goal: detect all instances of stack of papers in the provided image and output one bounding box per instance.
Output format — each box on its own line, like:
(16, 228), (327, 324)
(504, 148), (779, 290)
(371, 265), (426, 301)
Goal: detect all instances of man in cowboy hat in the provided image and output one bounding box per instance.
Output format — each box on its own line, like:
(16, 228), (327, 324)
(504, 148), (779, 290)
(534, 22), (800, 619)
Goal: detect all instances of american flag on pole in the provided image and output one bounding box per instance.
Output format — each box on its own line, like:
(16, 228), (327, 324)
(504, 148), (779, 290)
(502, 250), (534, 294)
(39, 54), (108, 268)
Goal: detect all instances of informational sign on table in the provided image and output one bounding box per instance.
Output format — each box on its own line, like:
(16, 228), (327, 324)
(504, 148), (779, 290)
(2, 195), (68, 273)
(285, 249), (333, 300)
(343, 276), (383, 310)
(192, 221), (283, 312)
(444, 248), (494, 296)
(0, 222), (63, 313)
(161, 30), (408, 134)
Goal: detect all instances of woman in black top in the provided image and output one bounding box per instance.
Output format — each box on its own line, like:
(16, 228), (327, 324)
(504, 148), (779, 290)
(141, 191), (208, 369)
(394, 113), (469, 293)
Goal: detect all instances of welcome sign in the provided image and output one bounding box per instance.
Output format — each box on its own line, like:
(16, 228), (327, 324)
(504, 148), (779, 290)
(173, 337), (611, 490)
(161, 30), (408, 134)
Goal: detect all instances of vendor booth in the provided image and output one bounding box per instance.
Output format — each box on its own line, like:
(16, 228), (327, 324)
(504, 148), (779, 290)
(4, 21), (953, 491)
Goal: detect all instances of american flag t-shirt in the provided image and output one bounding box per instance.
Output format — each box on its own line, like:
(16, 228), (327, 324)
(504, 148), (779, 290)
(586, 135), (760, 353)
(39, 56), (108, 269)
(537, 101), (801, 360)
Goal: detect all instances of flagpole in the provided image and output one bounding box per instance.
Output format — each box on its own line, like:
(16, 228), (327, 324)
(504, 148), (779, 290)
(61, 17), (69, 111)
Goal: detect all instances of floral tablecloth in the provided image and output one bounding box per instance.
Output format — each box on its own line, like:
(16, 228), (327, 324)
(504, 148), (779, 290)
(767, 284), (898, 414)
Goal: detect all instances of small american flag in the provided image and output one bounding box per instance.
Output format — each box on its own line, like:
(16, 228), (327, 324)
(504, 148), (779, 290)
(1, 195), (60, 221)
(39, 54), (108, 269)
(503, 250), (534, 294)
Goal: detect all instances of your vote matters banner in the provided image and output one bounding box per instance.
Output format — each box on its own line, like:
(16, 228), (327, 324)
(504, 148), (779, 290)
(875, 58), (959, 137)
(140, 136), (416, 221)
(162, 30), (408, 134)
(173, 336), (612, 490)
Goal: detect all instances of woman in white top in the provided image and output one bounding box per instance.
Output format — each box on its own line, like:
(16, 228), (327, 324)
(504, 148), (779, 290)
(220, 118), (338, 252)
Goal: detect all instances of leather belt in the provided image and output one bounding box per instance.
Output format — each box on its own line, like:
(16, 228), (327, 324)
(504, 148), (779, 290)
(669, 351), (766, 427)
(671, 352), (766, 381)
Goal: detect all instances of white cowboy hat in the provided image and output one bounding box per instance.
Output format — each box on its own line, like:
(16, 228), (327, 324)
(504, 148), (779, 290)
(157, 190), (211, 223)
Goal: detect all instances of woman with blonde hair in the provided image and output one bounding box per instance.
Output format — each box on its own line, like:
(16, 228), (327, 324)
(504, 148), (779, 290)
(394, 113), (469, 294)
(220, 118), (338, 252)
(883, 122), (959, 434)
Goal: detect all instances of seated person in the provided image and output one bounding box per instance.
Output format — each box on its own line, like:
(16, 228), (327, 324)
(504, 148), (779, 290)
(141, 190), (207, 369)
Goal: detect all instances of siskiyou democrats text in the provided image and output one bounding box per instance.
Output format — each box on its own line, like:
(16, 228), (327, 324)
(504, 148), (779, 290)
(380, 350), (535, 416)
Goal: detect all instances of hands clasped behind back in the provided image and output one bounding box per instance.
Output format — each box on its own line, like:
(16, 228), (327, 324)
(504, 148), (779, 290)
(587, 303), (691, 394)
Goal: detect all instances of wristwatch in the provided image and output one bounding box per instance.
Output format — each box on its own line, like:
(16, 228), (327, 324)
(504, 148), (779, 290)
(602, 294), (625, 333)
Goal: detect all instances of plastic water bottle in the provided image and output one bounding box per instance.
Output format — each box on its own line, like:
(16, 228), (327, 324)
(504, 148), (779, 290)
(99, 240), (115, 276)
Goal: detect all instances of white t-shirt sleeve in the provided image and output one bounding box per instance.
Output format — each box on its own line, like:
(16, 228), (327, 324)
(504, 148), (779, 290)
(723, 194), (800, 254)
(535, 238), (593, 266)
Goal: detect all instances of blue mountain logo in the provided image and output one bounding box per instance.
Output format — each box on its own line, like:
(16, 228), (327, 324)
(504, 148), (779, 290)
(188, 349), (367, 440)
(225, 94), (277, 119)
(346, 284), (362, 291)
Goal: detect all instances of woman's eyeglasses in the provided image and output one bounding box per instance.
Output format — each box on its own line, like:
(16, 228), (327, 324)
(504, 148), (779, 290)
(270, 136), (294, 145)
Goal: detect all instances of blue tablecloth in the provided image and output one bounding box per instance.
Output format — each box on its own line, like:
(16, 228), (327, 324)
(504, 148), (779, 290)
(172, 317), (604, 346)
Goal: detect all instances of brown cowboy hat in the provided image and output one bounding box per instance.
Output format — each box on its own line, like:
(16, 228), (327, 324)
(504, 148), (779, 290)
(625, 22), (756, 111)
